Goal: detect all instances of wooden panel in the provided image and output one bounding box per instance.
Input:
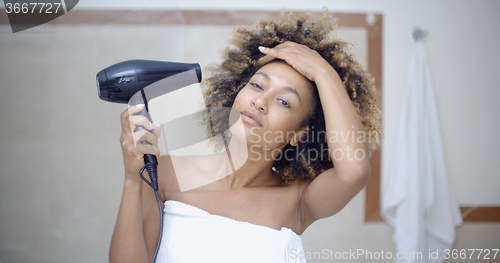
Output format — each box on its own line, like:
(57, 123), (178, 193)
(460, 207), (500, 222)
(0, 10), (379, 27)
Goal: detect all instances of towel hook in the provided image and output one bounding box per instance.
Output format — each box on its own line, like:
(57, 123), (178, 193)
(410, 27), (428, 42)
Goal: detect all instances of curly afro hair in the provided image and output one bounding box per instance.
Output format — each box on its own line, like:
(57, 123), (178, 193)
(202, 9), (382, 183)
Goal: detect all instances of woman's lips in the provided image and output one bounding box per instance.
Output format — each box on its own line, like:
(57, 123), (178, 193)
(240, 111), (262, 126)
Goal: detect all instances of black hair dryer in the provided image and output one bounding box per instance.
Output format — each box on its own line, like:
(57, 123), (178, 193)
(96, 59), (202, 104)
(96, 59), (202, 190)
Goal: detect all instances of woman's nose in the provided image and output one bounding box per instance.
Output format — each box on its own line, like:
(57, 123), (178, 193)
(251, 96), (267, 113)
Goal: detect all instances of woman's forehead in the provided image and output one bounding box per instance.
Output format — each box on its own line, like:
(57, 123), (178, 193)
(257, 61), (312, 85)
(255, 61), (315, 95)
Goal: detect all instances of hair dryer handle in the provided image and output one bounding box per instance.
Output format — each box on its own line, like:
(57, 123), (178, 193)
(141, 154), (158, 191)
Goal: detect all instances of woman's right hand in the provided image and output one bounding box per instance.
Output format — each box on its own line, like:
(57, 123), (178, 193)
(119, 105), (162, 181)
(111, 105), (163, 263)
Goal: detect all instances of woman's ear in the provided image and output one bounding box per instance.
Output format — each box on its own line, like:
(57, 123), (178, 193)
(290, 126), (310, 147)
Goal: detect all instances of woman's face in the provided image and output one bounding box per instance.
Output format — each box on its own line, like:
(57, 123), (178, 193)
(232, 61), (315, 152)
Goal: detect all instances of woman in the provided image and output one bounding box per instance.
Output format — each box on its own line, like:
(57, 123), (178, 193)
(110, 10), (382, 263)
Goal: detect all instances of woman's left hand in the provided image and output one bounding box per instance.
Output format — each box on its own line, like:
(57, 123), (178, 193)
(258, 41), (336, 82)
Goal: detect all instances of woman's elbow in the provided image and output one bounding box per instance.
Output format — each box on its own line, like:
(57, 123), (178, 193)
(354, 162), (371, 186)
(340, 162), (371, 187)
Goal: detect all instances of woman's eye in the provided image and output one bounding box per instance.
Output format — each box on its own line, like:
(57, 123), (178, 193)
(250, 83), (263, 90)
(278, 99), (291, 108)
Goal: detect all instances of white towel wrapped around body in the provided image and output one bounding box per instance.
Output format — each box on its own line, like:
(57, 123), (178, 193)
(156, 200), (306, 263)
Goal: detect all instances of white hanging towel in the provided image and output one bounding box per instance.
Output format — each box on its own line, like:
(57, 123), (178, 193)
(381, 41), (462, 263)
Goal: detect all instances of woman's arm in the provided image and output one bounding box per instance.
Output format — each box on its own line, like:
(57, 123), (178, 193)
(109, 105), (163, 263)
(301, 65), (371, 220)
(259, 42), (371, 225)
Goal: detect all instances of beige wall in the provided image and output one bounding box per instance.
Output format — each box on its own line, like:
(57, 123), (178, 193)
(1, 0), (499, 262)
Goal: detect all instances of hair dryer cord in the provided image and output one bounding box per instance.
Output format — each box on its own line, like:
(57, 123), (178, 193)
(139, 154), (163, 263)
(140, 154), (159, 191)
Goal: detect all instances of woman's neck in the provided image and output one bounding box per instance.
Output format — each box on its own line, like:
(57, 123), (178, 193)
(219, 149), (280, 189)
